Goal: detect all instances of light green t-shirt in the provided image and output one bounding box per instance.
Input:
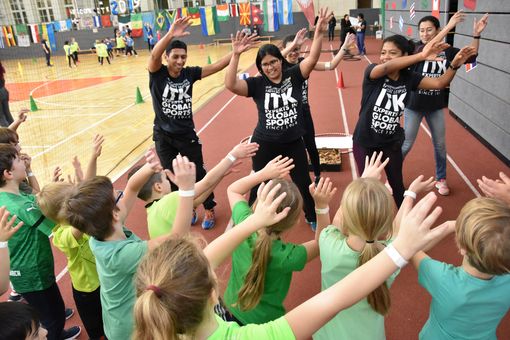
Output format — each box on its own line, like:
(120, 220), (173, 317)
(209, 314), (295, 339)
(147, 191), (179, 239)
(70, 41), (79, 53)
(314, 226), (398, 340)
(89, 227), (148, 340)
(52, 225), (99, 293)
(116, 36), (125, 48)
(63, 44), (71, 56)
(224, 201), (307, 325)
(419, 257), (510, 340)
(0, 191), (56, 293)
(95, 43), (108, 57)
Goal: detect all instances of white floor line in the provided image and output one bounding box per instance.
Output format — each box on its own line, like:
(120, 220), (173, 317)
(196, 94), (238, 135)
(332, 43), (358, 180)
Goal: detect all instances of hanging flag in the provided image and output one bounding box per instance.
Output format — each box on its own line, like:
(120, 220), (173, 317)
(251, 4), (263, 26)
(402, 0), (408, 8)
(155, 11), (167, 30)
(66, 19), (73, 30)
(167, 9), (178, 27)
(2, 26), (16, 47)
(432, 0), (440, 18)
(180, 8), (188, 18)
(392, 2), (397, 9)
(230, 4), (238, 17)
(410, 2), (416, 20)
(406, 26), (413, 36)
(278, 0), (293, 25)
(93, 16), (102, 28)
(212, 6), (220, 34)
(390, 16), (394, 29)
(188, 7), (201, 26)
(217, 4), (229, 21)
(101, 15), (112, 27)
(295, 0), (314, 26)
(465, 61), (477, 72)
(58, 20), (68, 31)
(264, 0), (279, 32)
(239, 3), (251, 25)
(0, 29), (5, 48)
(52, 21), (61, 32)
(199, 7), (216, 36)
(464, 0), (476, 10)
(17, 35), (30, 47)
(45, 24), (57, 51)
(29, 24), (40, 43)
(399, 15), (404, 31)
(131, 13), (143, 37)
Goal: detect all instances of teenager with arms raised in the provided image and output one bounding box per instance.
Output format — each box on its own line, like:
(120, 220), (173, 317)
(133, 178), (452, 339)
(225, 8), (334, 230)
(352, 34), (477, 207)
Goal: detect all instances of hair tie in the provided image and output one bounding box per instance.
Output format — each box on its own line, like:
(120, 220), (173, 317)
(366, 240), (375, 244)
(146, 284), (163, 298)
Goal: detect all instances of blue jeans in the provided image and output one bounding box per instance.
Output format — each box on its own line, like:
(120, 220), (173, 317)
(356, 32), (365, 54)
(402, 108), (447, 180)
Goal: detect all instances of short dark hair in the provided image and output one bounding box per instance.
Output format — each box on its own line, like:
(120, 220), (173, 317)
(358, 13), (364, 19)
(0, 302), (41, 340)
(63, 176), (117, 240)
(255, 44), (284, 74)
(166, 40), (187, 54)
(127, 165), (163, 201)
(0, 144), (18, 187)
(0, 127), (19, 145)
(419, 15), (440, 29)
(282, 35), (295, 47)
(383, 34), (415, 55)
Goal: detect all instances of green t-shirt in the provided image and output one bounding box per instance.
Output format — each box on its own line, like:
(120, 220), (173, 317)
(147, 191), (179, 239)
(314, 226), (398, 340)
(419, 258), (510, 340)
(63, 44), (71, 56)
(52, 225), (99, 293)
(0, 191), (56, 293)
(209, 314), (295, 339)
(96, 43), (108, 57)
(70, 41), (79, 53)
(116, 37), (125, 48)
(89, 227), (148, 340)
(224, 201), (307, 325)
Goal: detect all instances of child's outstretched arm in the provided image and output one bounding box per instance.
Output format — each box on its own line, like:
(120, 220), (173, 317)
(84, 134), (104, 180)
(0, 207), (23, 295)
(310, 177), (337, 242)
(285, 192), (450, 339)
(8, 109), (29, 132)
(410, 220), (455, 269)
(361, 151), (389, 181)
(280, 28), (307, 58)
(205, 181), (290, 270)
(20, 153), (40, 193)
(193, 141), (259, 207)
(477, 172), (510, 206)
(227, 155), (294, 210)
(314, 33), (356, 71)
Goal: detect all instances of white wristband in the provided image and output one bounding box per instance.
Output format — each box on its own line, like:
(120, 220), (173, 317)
(226, 153), (237, 163)
(178, 189), (195, 197)
(315, 207), (330, 214)
(26, 172), (34, 177)
(403, 190), (417, 200)
(324, 62), (331, 70)
(384, 244), (408, 268)
(0, 241), (8, 249)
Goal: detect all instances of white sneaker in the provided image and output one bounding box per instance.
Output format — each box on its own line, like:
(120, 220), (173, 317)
(435, 179), (450, 196)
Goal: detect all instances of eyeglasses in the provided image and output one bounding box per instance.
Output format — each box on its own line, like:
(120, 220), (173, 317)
(261, 59), (280, 69)
(115, 190), (124, 204)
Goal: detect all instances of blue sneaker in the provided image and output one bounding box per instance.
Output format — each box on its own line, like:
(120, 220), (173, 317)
(62, 326), (81, 340)
(306, 219), (317, 232)
(191, 209), (198, 225)
(201, 209), (215, 230)
(65, 308), (74, 320)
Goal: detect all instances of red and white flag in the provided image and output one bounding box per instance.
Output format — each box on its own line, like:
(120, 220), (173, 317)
(409, 2), (416, 20)
(295, 0), (315, 26)
(230, 4), (238, 17)
(432, 0), (440, 18)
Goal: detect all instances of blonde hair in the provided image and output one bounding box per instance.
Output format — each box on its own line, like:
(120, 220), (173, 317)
(236, 178), (303, 311)
(37, 182), (74, 223)
(341, 178), (394, 315)
(456, 197), (510, 275)
(133, 236), (215, 340)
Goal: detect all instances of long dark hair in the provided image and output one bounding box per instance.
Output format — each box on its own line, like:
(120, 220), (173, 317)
(255, 44), (284, 75)
(382, 34), (415, 55)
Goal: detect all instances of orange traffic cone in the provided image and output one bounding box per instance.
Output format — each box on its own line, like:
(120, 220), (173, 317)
(337, 71), (345, 89)
(199, 43), (205, 49)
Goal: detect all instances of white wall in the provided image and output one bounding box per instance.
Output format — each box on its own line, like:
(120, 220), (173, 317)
(291, 0), (381, 20)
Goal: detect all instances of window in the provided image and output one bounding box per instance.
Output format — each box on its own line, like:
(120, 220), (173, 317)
(64, 0), (74, 18)
(9, 0), (28, 24)
(37, 0), (55, 23)
(183, 0), (205, 7)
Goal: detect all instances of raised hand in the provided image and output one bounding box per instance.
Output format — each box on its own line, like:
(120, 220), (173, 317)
(473, 13), (489, 36)
(408, 175), (435, 195)
(169, 17), (192, 38)
(477, 172), (510, 205)
(421, 39), (450, 60)
(52, 166), (63, 182)
(144, 148), (163, 173)
(229, 141), (259, 160)
(91, 134), (104, 159)
(19, 153), (32, 171)
(17, 109), (29, 123)
(293, 28), (308, 47)
(446, 10), (466, 29)
(251, 180), (290, 226)
(262, 155), (295, 179)
(310, 177), (337, 208)
(231, 31), (259, 55)
(361, 151), (389, 180)
(0, 207), (23, 242)
(450, 46), (477, 67)
(72, 156), (84, 183)
(341, 32), (356, 49)
(165, 154), (196, 190)
(315, 8), (333, 33)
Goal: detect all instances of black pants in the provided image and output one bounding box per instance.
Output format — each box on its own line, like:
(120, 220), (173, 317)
(45, 52), (51, 66)
(249, 138), (316, 222)
(302, 109), (320, 178)
(99, 56), (110, 65)
(73, 51), (79, 62)
(0, 87), (14, 127)
(67, 55), (76, 67)
(22, 282), (66, 340)
(353, 141), (405, 207)
(72, 286), (104, 340)
(328, 26), (335, 40)
(154, 129), (216, 210)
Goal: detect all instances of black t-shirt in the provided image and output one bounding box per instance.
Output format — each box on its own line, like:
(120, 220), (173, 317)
(357, 19), (366, 33)
(246, 64), (306, 143)
(149, 65), (202, 135)
(353, 64), (424, 147)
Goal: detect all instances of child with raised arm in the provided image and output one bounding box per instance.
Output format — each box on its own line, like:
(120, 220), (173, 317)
(0, 207), (23, 295)
(411, 197), (510, 339)
(129, 141), (258, 239)
(223, 155), (319, 325)
(62, 150), (196, 340)
(132, 180), (451, 339)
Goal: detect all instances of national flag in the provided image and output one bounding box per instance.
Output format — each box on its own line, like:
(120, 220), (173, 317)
(131, 13), (143, 37)
(45, 24), (57, 51)
(101, 15), (112, 27)
(251, 4), (263, 26)
(278, 0), (293, 25)
(264, 0), (279, 32)
(432, 0), (440, 18)
(216, 4), (229, 21)
(180, 8), (188, 18)
(410, 2), (416, 20)
(155, 11), (167, 30)
(29, 24), (40, 43)
(399, 15), (404, 32)
(142, 12), (155, 40)
(230, 4), (238, 17)
(59, 20), (68, 31)
(199, 7), (216, 36)
(66, 19), (73, 30)
(93, 16), (102, 28)
(239, 3), (251, 25)
(2, 26), (16, 47)
(52, 21), (61, 32)
(17, 35), (30, 47)
(295, 0), (314, 26)
(465, 61), (477, 72)
(392, 2), (396, 10)
(402, 0), (408, 8)
(212, 6), (220, 34)
(464, 0), (476, 10)
(0, 29), (5, 48)
(406, 26), (413, 36)
(167, 9), (178, 27)
(188, 7), (201, 26)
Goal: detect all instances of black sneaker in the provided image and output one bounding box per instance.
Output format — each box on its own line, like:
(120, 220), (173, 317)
(62, 326), (81, 340)
(7, 292), (24, 302)
(65, 308), (74, 320)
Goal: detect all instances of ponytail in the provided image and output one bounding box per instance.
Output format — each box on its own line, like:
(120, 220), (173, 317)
(383, 34), (415, 55)
(133, 289), (178, 340)
(359, 243), (391, 315)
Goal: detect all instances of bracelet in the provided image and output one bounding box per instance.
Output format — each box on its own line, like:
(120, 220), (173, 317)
(403, 190), (417, 200)
(26, 172), (34, 177)
(473, 35), (481, 39)
(0, 241), (8, 249)
(178, 189), (195, 197)
(384, 244), (409, 268)
(226, 153), (237, 163)
(449, 64), (461, 71)
(324, 62), (331, 70)
(315, 207), (330, 214)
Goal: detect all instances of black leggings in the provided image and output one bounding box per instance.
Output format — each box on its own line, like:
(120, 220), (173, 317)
(72, 286), (104, 340)
(22, 282), (66, 340)
(353, 141), (405, 207)
(302, 109), (320, 178)
(249, 137), (316, 222)
(154, 129), (216, 210)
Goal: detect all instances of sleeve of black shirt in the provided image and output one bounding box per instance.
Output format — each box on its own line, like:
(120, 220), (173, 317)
(246, 76), (262, 98)
(190, 66), (203, 81)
